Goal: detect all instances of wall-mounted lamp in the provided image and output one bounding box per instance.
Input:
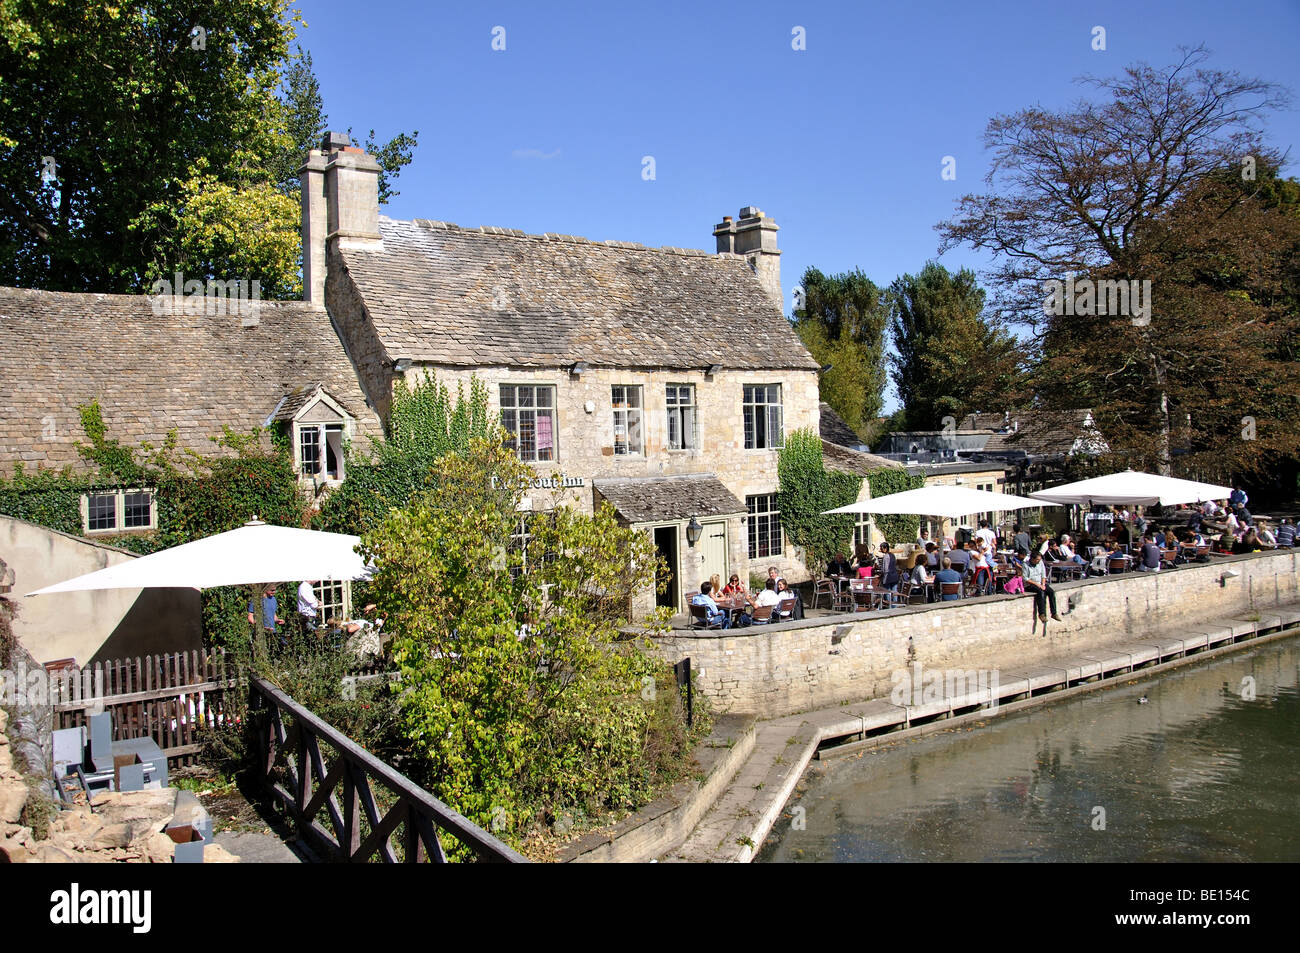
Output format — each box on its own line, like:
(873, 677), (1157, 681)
(571, 361), (588, 377)
(705, 364), (722, 378)
(820, 363), (833, 375)
(1220, 568), (1240, 587)
(392, 358), (412, 373)
(686, 515), (702, 548)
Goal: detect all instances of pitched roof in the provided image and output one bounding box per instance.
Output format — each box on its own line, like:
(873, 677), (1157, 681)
(0, 287), (382, 473)
(819, 402), (864, 448)
(593, 475), (745, 524)
(335, 217), (820, 371)
(821, 439), (903, 476)
(982, 409), (1104, 457)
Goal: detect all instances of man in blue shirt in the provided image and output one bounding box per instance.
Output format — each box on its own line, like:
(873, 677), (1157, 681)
(934, 557), (963, 601)
(691, 581), (731, 629)
(247, 584), (285, 633)
(1275, 519), (1295, 548)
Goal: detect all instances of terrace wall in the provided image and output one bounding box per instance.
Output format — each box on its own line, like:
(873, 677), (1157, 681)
(651, 550), (1300, 718)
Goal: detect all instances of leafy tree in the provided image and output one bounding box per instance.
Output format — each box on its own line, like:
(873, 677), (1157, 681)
(359, 434), (695, 852)
(776, 429), (861, 572)
(793, 266), (889, 436)
(0, 5), (418, 297)
(888, 262), (1025, 430)
(937, 46), (1297, 476)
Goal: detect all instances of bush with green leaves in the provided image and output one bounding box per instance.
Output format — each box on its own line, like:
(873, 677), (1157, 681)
(359, 434), (699, 851)
(777, 429), (861, 572)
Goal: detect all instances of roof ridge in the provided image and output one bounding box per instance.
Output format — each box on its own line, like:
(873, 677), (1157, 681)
(391, 216), (736, 261)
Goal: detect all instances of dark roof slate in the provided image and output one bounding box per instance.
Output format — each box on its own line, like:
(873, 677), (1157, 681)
(0, 287), (382, 473)
(593, 474), (745, 524)
(336, 217), (820, 371)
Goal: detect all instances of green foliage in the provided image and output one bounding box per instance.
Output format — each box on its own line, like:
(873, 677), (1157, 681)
(0, 2), (417, 297)
(315, 375), (491, 535)
(793, 266), (889, 432)
(865, 467), (926, 546)
(0, 404), (307, 651)
(777, 430), (860, 572)
(887, 262), (1025, 430)
(359, 434), (700, 853)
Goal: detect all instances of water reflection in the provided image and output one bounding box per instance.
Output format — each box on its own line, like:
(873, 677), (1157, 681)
(759, 637), (1300, 863)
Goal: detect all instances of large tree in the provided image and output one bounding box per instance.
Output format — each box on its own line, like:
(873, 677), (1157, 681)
(792, 265), (889, 438)
(0, 5), (417, 298)
(888, 262), (1025, 431)
(937, 47), (1297, 477)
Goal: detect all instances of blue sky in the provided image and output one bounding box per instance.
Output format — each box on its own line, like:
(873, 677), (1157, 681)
(297, 0), (1300, 407)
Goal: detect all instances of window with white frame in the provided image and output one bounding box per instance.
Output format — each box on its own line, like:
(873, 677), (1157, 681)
(298, 423), (345, 481)
(314, 580), (349, 625)
(747, 493), (782, 558)
(743, 384), (783, 450)
(666, 384), (697, 450)
(611, 385), (644, 455)
(854, 513), (872, 551)
(81, 489), (157, 535)
(501, 384), (556, 462)
(508, 513), (556, 578)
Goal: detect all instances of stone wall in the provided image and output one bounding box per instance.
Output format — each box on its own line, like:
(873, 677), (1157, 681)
(651, 550), (1300, 718)
(416, 363), (822, 586)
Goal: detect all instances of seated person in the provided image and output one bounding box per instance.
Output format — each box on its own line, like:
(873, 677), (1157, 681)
(343, 603), (384, 636)
(825, 553), (852, 577)
(1138, 535), (1163, 571)
(852, 545), (875, 578)
(755, 578), (781, 610)
(945, 543), (970, 574)
(1233, 529), (1262, 554)
(910, 552), (934, 587)
(924, 541), (941, 569)
(1276, 519), (1296, 548)
(691, 581), (731, 629)
(721, 574), (747, 597)
(1057, 534), (1086, 569)
(934, 557), (964, 601)
(774, 577), (804, 619)
(1023, 551), (1062, 622)
(1256, 523), (1277, 549)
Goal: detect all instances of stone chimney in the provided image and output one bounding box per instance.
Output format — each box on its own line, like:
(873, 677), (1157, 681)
(713, 206), (781, 307)
(300, 131), (382, 306)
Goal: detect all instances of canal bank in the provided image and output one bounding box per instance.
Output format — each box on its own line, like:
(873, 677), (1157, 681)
(659, 604), (1300, 862)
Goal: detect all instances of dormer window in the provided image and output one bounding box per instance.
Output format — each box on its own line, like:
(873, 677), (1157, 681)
(265, 384), (354, 486)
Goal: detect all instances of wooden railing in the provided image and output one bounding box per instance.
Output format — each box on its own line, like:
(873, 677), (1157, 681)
(53, 648), (239, 766)
(249, 675), (527, 863)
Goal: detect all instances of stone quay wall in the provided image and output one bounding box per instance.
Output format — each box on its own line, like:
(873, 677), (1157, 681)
(651, 550), (1300, 719)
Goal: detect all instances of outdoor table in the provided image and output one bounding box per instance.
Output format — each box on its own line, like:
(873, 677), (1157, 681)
(849, 580), (893, 611)
(714, 596), (753, 624)
(1048, 560), (1083, 583)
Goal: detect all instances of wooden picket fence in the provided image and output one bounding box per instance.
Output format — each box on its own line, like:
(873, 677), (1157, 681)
(52, 648), (241, 767)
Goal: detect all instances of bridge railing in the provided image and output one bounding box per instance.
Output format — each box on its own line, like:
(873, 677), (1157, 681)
(249, 674), (527, 863)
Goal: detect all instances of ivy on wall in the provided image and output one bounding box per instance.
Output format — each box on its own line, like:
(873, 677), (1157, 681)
(0, 401), (308, 649)
(777, 429), (862, 573)
(864, 467), (927, 546)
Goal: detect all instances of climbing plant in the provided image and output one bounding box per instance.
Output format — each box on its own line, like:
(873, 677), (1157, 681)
(777, 429), (861, 572)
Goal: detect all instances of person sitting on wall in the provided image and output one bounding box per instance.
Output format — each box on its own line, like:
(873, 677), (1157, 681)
(691, 581), (731, 629)
(1023, 551), (1062, 624)
(934, 557), (963, 601)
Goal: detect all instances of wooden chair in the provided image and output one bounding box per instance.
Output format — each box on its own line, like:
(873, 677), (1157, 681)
(812, 578), (836, 610)
(939, 581), (962, 600)
(689, 604), (723, 630)
(1107, 557), (1127, 575)
(775, 597), (798, 621)
(749, 604), (774, 625)
(831, 587), (855, 613)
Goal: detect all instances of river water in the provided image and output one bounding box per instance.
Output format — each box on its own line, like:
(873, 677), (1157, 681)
(758, 635), (1300, 863)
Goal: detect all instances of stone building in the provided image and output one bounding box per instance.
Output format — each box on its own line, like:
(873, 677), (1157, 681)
(302, 133), (822, 612)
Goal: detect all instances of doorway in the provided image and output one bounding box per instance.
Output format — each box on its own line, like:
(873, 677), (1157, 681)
(700, 520), (728, 589)
(653, 526), (679, 611)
